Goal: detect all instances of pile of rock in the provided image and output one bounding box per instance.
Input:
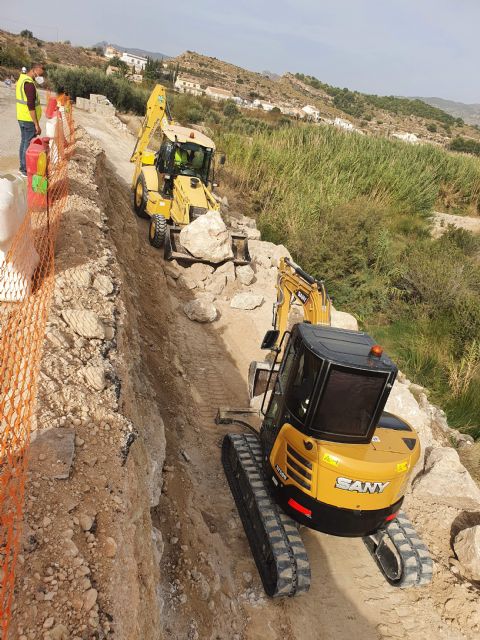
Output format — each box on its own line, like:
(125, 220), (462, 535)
(75, 94), (116, 117)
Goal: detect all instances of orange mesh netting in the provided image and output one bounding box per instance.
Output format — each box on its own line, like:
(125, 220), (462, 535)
(0, 102), (75, 639)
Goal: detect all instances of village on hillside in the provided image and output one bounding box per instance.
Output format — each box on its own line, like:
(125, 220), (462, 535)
(103, 43), (374, 135)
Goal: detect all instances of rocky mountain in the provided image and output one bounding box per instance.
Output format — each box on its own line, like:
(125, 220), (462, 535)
(419, 96), (480, 126)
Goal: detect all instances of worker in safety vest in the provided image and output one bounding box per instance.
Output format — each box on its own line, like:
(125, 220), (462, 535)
(16, 62), (45, 175)
(174, 146), (188, 169)
(191, 150), (204, 172)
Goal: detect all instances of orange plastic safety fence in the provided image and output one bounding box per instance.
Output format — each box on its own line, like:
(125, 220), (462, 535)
(0, 102), (75, 639)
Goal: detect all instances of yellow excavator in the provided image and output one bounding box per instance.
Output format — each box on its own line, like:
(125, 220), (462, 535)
(130, 84), (250, 264)
(217, 257), (432, 597)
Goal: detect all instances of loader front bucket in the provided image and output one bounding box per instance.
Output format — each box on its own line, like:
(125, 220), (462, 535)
(164, 227), (251, 266)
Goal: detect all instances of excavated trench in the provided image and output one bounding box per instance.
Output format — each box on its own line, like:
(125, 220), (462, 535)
(94, 153), (390, 640)
(84, 116), (479, 640)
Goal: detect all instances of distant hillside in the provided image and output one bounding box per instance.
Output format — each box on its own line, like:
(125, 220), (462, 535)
(419, 97), (480, 126)
(95, 41), (169, 61)
(169, 51), (479, 143)
(0, 28), (105, 69)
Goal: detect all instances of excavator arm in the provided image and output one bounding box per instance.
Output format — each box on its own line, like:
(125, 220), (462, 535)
(247, 257), (331, 399)
(272, 257), (331, 349)
(130, 84), (169, 188)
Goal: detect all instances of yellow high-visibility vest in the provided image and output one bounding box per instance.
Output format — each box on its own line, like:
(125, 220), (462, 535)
(174, 148), (188, 166)
(16, 74), (42, 122)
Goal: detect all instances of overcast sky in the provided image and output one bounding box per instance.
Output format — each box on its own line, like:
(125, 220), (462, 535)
(2, 0), (479, 102)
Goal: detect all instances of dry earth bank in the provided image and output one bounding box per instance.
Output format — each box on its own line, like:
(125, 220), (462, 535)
(7, 109), (480, 640)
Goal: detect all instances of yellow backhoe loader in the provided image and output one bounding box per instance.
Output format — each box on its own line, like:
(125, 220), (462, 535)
(217, 257), (433, 597)
(130, 84), (250, 264)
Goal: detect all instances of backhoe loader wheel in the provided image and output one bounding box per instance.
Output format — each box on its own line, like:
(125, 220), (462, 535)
(134, 175), (150, 219)
(149, 215), (167, 248)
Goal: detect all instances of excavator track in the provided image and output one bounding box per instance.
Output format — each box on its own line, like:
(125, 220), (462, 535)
(222, 433), (311, 597)
(363, 511), (433, 588)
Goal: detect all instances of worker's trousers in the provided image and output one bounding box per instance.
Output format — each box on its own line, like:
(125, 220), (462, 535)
(18, 120), (36, 174)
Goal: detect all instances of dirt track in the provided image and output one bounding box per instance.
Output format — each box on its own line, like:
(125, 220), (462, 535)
(2, 90), (479, 638)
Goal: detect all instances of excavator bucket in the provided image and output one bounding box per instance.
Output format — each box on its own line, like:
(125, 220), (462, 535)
(164, 227), (251, 266)
(248, 360), (279, 400)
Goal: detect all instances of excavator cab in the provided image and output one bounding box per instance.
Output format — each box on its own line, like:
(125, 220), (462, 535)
(260, 324), (397, 451)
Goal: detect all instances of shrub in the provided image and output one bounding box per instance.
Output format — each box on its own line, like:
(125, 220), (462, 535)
(223, 101), (239, 118)
(0, 44), (30, 69)
(426, 123), (437, 133)
(48, 66), (149, 114)
(185, 106), (203, 123)
(449, 136), (480, 157)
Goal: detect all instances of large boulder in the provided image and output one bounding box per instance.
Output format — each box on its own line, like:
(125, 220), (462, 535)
(230, 292), (264, 310)
(215, 261), (236, 283)
(61, 309), (105, 339)
(205, 273), (227, 296)
(453, 526), (480, 580)
(248, 240), (291, 270)
(179, 211), (233, 264)
(188, 263), (214, 282)
(178, 263), (214, 290)
(245, 227), (261, 240)
(183, 299), (217, 323)
(330, 307), (358, 331)
(236, 264), (255, 286)
(384, 380), (436, 450)
(412, 447), (480, 509)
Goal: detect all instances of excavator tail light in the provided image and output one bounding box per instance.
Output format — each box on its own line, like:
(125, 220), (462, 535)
(288, 498), (312, 517)
(385, 511), (398, 523)
(369, 344), (384, 358)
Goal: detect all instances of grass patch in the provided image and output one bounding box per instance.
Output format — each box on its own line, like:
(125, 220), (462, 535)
(218, 123), (480, 435)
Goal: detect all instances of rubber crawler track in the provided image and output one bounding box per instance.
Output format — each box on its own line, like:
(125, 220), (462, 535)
(364, 510), (433, 588)
(222, 433), (311, 597)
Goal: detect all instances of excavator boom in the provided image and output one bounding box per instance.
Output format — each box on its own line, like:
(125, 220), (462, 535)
(273, 257), (331, 350)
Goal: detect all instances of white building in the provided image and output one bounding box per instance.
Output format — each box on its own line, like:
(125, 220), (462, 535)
(120, 52), (148, 73)
(280, 106), (305, 119)
(174, 76), (203, 96)
(251, 99), (274, 111)
(104, 45), (122, 59)
(334, 117), (355, 131)
(205, 86), (233, 101)
(302, 105), (321, 121)
(391, 132), (420, 144)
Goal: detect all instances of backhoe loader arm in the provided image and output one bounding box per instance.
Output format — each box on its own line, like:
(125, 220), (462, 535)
(130, 84), (169, 183)
(273, 257), (331, 348)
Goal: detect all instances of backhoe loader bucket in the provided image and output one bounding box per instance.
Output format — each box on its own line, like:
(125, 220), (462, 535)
(164, 227), (251, 266)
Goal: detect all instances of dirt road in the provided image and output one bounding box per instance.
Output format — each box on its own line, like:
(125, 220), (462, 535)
(1, 87), (478, 639)
(75, 108), (474, 640)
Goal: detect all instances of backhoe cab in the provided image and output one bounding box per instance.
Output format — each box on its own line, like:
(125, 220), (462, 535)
(130, 84), (249, 265)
